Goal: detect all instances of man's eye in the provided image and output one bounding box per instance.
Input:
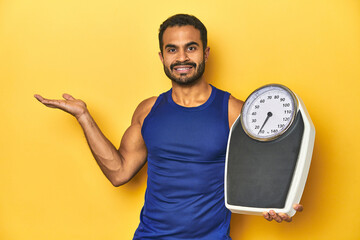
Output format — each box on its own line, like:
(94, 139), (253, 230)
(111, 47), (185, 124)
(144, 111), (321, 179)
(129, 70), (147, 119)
(188, 46), (196, 51)
(168, 48), (176, 53)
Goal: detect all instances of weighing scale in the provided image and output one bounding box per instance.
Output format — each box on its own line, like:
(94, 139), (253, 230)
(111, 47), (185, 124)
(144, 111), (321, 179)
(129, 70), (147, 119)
(225, 84), (315, 217)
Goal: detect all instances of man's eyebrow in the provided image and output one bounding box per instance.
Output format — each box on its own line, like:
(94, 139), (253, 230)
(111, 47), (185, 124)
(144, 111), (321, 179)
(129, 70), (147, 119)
(185, 41), (200, 47)
(165, 44), (177, 49)
(164, 42), (200, 49)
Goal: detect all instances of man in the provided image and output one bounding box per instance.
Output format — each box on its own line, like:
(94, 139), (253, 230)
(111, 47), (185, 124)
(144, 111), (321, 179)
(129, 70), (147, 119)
(35, 14), (302, 239)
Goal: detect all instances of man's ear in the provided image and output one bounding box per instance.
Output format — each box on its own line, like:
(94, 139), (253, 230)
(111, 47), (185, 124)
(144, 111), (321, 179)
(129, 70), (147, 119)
(158, 52), (164, 64)
(204, 47), (210, 62)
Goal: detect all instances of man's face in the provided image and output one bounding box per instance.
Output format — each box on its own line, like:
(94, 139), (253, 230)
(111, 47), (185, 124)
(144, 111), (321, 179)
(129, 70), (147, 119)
(159, 25), (210, 86)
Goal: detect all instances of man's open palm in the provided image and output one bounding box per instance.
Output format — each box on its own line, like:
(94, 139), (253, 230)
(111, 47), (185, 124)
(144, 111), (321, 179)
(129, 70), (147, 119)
(34, 93), (87, 119)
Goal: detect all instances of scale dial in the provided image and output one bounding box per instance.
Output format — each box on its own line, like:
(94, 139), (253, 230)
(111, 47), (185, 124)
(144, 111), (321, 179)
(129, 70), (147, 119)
(241, 84), (298, 141)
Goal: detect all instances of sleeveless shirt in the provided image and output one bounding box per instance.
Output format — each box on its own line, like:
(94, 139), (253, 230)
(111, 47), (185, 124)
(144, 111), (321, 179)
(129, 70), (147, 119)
(133, 85), (232, 240)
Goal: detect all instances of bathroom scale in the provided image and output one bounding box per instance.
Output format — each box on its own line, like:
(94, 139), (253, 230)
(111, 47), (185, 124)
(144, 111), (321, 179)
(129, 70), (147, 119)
(225, 84), (315, 217)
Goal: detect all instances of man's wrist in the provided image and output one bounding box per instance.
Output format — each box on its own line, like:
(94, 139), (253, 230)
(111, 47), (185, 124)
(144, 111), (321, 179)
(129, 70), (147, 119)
(76, 110), (91, 124)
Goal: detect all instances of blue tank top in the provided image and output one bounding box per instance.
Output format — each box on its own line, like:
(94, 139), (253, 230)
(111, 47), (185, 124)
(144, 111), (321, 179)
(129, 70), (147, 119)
(134, 85), (232, 240)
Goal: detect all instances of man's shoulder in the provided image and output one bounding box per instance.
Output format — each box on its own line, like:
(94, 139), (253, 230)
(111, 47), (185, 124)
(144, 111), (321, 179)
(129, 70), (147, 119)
(132, 96), (158, 125)
(228, 95), (244, 109)
(139, 96), (158, 109)
(228, 95), (244, 127)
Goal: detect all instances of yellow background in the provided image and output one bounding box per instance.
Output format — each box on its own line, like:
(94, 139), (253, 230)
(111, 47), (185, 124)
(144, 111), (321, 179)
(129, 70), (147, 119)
(1, 0), (360, 239)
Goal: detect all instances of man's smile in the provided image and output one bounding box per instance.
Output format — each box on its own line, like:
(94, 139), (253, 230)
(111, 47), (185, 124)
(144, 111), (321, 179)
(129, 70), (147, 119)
(173, 65), (194, 74)
(170, 62), (197, 73)
(163, 58), (205, 86)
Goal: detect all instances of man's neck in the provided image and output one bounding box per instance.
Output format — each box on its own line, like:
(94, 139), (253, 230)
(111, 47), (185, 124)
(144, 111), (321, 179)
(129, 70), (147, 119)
(171, 80), (212, 108)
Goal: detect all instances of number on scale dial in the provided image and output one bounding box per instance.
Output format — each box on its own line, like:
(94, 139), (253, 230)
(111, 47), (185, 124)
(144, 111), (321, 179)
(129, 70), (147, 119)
(241, 84), (298, 141)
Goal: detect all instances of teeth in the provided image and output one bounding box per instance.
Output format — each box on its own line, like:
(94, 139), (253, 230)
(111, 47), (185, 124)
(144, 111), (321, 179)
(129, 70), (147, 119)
(176, 67), (190, 70)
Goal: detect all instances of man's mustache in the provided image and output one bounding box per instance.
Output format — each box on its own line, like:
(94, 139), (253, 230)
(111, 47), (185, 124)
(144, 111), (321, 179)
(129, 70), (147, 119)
(170, 62), (197, 71)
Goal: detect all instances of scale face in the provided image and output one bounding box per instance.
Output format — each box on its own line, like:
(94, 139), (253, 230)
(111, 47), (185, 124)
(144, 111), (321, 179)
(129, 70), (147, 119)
(225, 84), (315, 217)
(241, 84), (297, 141)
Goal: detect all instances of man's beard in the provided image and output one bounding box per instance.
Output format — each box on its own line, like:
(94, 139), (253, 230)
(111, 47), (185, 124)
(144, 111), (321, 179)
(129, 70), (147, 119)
(163, 59), (206, 86)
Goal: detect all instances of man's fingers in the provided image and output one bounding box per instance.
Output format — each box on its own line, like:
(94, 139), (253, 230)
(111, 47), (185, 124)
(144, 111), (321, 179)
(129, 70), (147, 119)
(34, 94), (44, 102)
(293, 204), (303, 212)
(263, 211), (272, 221)
(279, 213), (292, 222)
(63, 93), (75, 101)
(34, 94), (53, 105)
(269, 210), (283, 223)
(34, 94), (66, 108)
(263, 206), (301, 223)
(35, 94), (74, 103)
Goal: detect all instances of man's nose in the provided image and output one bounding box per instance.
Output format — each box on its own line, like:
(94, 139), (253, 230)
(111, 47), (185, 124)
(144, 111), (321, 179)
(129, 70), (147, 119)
(177, 49), (190, 62)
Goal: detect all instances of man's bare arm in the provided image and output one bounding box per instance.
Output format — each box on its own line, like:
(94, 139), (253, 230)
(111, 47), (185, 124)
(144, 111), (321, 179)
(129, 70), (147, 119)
(34, 93), (156, 186)
(228, 95), (243, 128)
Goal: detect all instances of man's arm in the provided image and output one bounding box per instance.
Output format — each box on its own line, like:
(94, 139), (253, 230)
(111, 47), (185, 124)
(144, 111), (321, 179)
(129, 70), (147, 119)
(34, 93), (156, 187)
(228, 95), (243, 128)
(227, 94), (303, 222)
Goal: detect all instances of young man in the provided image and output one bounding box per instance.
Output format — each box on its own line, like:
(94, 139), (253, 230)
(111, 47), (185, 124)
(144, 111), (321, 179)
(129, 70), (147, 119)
(35, 14), (302, 239)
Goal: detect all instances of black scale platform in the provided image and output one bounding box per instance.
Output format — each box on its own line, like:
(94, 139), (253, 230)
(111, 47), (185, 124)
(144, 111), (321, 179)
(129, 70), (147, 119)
(226, 112), (304, 208)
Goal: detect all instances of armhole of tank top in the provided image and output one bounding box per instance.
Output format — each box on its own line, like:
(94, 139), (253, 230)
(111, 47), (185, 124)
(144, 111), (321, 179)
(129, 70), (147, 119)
(223, 91), (231, 131)
(141, 93), (164, 136)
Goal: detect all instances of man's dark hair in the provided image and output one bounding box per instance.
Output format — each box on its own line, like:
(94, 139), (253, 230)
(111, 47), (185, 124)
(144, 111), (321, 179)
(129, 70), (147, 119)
(159, 14), (207, 54)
